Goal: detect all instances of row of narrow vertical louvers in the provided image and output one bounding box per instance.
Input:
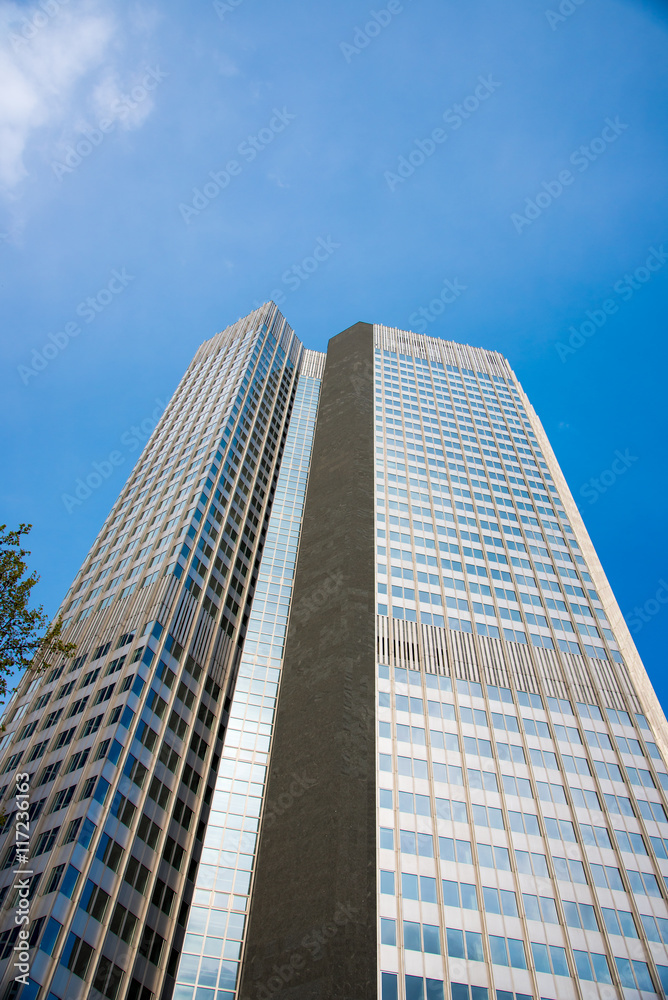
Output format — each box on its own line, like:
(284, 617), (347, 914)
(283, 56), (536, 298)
(375, 614), (641, 713)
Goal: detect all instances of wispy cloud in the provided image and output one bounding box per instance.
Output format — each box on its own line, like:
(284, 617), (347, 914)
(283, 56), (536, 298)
(0, 0), (159, 192)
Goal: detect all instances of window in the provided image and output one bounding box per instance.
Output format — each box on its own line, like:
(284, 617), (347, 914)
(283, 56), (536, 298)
(502, 774), (533, 799)
(33, 692), (51, 711)
(49, 785), (75, 813)
(64, 748), (90, 774)
(92, 684), (115, 706)
(79, 776), (97, 800)
(450, 986), (487, 1000)
(579, 823), (611, 849)
(62, 817), (82, 844)
(399, 830), (434, 858)
(601, 906), (638, 937)
(476, 843), (511, 871)
(615, 828), (647, 855)
(44, 863), (65, 894)
(522, 893), (558, 923)
(78, 667), (102, 689)
(530, 942), (570, 977)
(25, 739), (48, 762)
(468, 768), (498, 792)
(522, 717), (550, 738)
(81, 879), (110, 921)
(471, 804), (504, 829)
(439, 837), (471, 864)
(138, 926), (165, 965)
(106, 655), (126, 676)
(507, 810), (540, 836)
(515, 850), (549, 878)
(615, 957), (655, 993)
(589, 864), (624, 892)
(39, 916), (62, 956)
(446, 927), (483, 962)
(603, 792), (634, 816)
(61, 932), (94, 979)
(37, 761), (61, 786)
(483, 886), (518, 917)
(109, 902), (138, 943)
(66, 697), (88, 719)
(489, 935), (527, 969)
(17, 720), (38, 741)
(53, 727), (76, 750)
(573, 950), (612, 984)
(544, 817), (577, 842)
(569, 786), (600, 810)
(492, 711), (520, 733)
(123, 856), (150, 894)
(442, 879), (478, 910)
(535, 780), (566, 804)
(562, 899), (599, 931)
(405, 920), (441, 955)
(34, 827), (60, 856)
(42, 708), (63, 730)
(96, 834), (124, 873)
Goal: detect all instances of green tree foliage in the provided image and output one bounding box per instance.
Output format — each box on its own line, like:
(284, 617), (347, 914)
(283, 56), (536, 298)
(0, 524), (75, 706)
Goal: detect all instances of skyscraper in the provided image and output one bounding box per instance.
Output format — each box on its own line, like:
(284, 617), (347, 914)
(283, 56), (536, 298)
(1, 308), (667, 1000)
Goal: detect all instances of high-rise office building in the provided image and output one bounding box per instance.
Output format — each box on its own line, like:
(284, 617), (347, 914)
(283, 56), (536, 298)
(0, 308), (667, 1000)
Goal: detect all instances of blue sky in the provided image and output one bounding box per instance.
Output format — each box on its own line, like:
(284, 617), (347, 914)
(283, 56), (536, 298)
(1, 0), (667, 706)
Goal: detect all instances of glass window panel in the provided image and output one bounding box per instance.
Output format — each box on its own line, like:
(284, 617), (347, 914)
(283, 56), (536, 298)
(573, 948), (594, 981)
(460, 882), (478, 910)
(523, 894), (541, 921)
(507, 938), (526, 969)
(465, 931), (484, 962)
(442, 879), (458, 907)
(402, 874), (419, 900)
(446, 928), (465, 959)
(423, 924), (441, 955)
(579, 903), (598, 931)
(404, 921), (422, 951)
(549, 946), (570, 977)
(531, 942), (550, 975)
(381, 918), (396, 946)
(489, 935), (508, 966)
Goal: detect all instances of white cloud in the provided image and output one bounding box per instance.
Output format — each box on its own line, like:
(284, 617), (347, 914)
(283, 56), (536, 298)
(0, 0), (159, 191)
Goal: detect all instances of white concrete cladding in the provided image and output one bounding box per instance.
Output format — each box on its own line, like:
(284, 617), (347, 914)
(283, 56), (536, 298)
(373, 328), (668, 1000)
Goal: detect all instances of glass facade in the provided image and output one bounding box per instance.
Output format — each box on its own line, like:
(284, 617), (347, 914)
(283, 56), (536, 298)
(373, 328), (668, 1000)
(0, 311), (666, 1000)
(172, 368), (322, 1000)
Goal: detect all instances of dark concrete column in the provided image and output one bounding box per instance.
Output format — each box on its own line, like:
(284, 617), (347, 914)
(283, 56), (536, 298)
(239, 323), (377, 1000)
